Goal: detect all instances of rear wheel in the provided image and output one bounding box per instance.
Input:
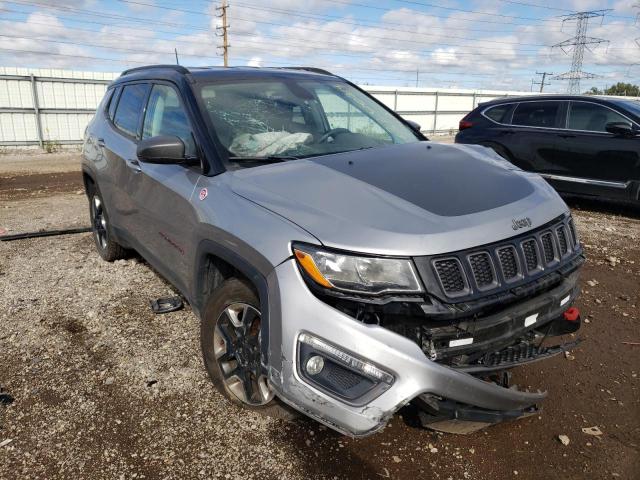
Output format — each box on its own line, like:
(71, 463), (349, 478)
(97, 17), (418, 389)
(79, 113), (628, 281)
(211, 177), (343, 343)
(201, 278), (295, 419)
(88, 187), (127, 261)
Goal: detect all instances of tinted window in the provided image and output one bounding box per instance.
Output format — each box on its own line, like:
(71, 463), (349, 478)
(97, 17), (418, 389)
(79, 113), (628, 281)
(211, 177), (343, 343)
(143, 84), (195, 155)
(568, 102), (630, 132)
(484, 104), (511, 123)
(107, 87), (120, 120)
(113, 83), (149, 137)
(512, 101), (561, 128)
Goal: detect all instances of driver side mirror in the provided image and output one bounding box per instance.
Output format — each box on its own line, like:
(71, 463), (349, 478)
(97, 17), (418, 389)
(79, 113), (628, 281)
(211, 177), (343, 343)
(404, 119), (422, 132)
(137, 135), (185, 164)
(605, 121), (637, 137)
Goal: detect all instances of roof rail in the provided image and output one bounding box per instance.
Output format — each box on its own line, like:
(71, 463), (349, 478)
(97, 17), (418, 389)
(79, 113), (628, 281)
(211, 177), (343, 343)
(121, 64), (190, 76)
(281, 67), (334, 76)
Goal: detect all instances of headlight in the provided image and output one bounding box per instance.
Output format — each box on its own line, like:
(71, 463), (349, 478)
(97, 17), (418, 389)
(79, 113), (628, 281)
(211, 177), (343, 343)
(293, 243), (422, 295)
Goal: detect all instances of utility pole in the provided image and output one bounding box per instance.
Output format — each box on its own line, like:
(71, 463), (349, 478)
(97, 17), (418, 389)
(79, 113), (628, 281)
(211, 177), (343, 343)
(174, 48), (180, 65)
(216, 0), (230, 67)
(552, 10), (610, 94)
(415, 68), (419, 88)
(533, 71), (553, 93)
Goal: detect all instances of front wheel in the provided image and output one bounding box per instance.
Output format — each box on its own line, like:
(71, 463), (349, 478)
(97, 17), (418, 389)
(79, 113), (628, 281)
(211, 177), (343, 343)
(201, 278), (295, 419)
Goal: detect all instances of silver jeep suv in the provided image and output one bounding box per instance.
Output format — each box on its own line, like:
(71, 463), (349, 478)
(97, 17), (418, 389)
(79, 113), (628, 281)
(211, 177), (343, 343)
(82, 65), (584, 436)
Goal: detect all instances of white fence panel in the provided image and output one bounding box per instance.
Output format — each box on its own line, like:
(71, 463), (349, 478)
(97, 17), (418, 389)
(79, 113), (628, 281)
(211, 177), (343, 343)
(1, 67), (639, 146)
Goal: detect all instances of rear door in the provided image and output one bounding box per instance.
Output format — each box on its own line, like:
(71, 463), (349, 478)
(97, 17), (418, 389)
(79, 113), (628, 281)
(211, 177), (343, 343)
(553, 100), (640, 198)
(130, 82), (202, 291)
(101, 82), (150, 238)
(508, 100), (567, 173)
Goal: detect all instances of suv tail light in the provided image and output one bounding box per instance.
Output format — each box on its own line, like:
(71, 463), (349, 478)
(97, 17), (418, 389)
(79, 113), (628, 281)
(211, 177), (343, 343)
(459, 119), (473, 131)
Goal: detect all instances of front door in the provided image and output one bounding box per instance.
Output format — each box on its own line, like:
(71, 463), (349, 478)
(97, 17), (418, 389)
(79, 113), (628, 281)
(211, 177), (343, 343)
(129, 83), (202, 292)
(554, 101), (640, 198)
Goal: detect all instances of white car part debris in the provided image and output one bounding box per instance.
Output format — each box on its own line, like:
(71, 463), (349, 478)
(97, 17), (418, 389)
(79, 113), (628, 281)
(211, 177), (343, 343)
(230, 131), (312, 157)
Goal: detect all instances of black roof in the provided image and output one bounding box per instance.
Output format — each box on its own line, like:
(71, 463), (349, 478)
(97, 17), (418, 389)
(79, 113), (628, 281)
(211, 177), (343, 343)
(479, 94), (629, 107)
(114, 65), (336, 85)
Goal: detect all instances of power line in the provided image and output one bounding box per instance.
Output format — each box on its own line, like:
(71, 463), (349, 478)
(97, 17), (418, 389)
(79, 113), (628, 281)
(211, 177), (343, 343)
(553, 10), (611, 94)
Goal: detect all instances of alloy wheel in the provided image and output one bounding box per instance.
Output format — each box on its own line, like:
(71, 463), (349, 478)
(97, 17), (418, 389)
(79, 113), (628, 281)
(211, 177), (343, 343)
(213, 303), (274, 406)
(91, 196), (108, 249)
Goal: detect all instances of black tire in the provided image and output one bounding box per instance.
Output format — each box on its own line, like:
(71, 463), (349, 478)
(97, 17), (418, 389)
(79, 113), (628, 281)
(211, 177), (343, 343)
(88, 185), (127, 262)
(201, 278), (296, 420)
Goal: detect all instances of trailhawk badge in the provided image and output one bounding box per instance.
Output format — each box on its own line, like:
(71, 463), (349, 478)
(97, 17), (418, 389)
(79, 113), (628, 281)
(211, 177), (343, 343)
(512, 217), (532, 230)
(199, 188), (208, 201)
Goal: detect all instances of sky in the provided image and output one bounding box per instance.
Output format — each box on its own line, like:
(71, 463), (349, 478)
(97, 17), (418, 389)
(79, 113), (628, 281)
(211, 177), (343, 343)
(0, 0), (639, 92)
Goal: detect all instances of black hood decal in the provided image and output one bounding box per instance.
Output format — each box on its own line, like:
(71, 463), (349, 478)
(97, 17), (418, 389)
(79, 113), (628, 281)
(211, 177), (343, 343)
(312, 143), (534, 217)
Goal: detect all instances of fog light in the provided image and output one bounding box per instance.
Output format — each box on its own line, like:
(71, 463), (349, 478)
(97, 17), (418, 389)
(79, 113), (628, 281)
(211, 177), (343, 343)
(306, 355), (324, 375)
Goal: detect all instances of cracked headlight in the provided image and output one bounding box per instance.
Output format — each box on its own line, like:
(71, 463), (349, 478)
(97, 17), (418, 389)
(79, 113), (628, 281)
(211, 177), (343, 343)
(293, 243), (422, 295)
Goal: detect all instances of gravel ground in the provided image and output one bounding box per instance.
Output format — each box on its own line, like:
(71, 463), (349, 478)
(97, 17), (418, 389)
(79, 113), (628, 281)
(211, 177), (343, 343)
(0, 155), (638, 479)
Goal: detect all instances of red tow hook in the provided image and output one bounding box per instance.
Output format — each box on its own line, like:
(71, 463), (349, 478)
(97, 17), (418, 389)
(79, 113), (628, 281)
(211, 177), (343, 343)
(563, 307), (580, 322)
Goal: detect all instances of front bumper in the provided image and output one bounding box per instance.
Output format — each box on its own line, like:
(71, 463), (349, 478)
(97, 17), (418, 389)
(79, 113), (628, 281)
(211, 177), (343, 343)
(266, 259), (580, 437)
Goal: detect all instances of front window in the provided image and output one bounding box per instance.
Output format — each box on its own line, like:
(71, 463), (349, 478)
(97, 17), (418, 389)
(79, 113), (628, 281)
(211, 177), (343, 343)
(196, 77), (420, 163)
(568, 102), (631, 132)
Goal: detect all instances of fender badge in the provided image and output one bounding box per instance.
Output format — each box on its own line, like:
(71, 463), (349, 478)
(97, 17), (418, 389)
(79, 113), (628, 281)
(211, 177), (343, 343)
(199, 188), (208, 201)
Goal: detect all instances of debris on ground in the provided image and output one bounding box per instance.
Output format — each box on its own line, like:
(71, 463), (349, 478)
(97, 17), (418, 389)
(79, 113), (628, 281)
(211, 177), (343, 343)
(582, 426), (603, 437)
(558, 435), (570, 446)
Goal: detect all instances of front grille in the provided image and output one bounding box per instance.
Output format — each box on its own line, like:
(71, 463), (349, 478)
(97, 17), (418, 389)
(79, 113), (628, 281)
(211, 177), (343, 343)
(482, 343), (547, 367)
(540, 232), (555, 264)
(468, 252), (495, 288)
(497, 246), (519, 280)
(522, 239), (539, 272)
(434, 259), (466, 294)
(568, 219), (578, 246)
(419, 215), (581, 302)
(556, 227), (568, 256)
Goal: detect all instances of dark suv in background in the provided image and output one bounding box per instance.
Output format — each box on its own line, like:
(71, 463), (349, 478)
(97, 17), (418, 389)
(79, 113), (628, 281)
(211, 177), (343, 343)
(456, 95), (640, 203)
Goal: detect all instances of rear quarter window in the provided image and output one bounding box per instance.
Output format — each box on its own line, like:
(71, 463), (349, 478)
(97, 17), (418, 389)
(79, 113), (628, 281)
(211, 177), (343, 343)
(483, 104), (512, 123)
(113, 83), (149, 137)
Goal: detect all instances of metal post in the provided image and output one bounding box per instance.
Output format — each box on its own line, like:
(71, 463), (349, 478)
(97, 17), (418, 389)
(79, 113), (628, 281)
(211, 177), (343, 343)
(472, 92), (477, 109)
(393, 90), (398, 111)
(29, 74), (44, 148)
(433, 91), (439, 135)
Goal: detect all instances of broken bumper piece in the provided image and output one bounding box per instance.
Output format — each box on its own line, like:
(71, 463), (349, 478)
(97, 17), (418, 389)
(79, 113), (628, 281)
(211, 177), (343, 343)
(267, 260), (555, 437)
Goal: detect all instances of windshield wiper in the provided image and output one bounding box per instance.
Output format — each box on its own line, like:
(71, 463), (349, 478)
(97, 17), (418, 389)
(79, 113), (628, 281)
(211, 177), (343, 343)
(228, 155), (300, 163)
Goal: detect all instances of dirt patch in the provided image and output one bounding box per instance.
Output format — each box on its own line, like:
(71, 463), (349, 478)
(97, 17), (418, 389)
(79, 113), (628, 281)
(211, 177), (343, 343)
(0, 172), (83, 200)
(0, 168), (638, 479)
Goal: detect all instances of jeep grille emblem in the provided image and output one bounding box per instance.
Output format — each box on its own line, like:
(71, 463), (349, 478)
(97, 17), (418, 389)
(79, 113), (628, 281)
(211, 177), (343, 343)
(512, 217), (532, 230)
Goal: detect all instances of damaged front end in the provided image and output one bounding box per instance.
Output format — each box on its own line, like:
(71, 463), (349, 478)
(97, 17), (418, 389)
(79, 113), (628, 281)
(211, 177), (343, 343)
(269, 214), (584, 436)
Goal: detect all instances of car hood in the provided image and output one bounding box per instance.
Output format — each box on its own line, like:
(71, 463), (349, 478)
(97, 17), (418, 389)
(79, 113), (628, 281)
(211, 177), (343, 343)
(229, 142), (568, 256)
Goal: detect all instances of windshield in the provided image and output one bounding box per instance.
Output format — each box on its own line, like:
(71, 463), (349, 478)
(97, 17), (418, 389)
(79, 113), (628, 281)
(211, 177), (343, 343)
(615, 99), (640, 119)
(196, 77), (421, 162)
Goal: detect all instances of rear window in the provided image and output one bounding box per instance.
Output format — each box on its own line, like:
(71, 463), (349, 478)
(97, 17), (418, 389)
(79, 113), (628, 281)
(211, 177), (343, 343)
(483, 104), (511, 123)
(113, 83), (149, 137)
(512, 101), (561, 128)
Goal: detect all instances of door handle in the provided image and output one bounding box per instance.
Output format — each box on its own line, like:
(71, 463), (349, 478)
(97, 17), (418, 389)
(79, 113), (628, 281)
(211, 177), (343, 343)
(126, 158), (142, 173)
(500, 130), (515, 135)
(97, 138), (105, 147)
(559, 134), (576, 139)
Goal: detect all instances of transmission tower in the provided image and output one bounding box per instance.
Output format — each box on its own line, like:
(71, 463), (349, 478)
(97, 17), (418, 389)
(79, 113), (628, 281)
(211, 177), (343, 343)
(553, 10), (611, 94)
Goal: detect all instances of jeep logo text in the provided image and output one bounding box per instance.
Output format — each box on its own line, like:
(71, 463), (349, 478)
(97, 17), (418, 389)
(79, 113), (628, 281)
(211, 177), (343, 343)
(512, 217), (532, 230)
